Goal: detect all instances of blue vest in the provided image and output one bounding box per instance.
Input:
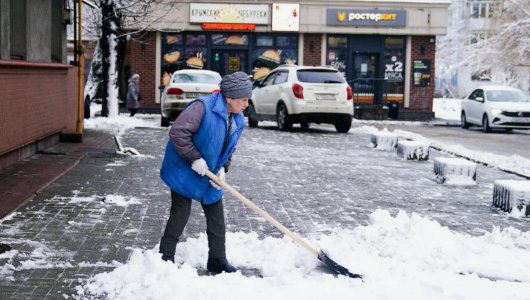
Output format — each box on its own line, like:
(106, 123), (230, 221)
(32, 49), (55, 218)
(160, 93), (245, 204)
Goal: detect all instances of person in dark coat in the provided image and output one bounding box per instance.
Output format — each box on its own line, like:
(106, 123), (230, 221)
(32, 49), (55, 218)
(159, 71), (251, 274)
(127, 74), (140, 116)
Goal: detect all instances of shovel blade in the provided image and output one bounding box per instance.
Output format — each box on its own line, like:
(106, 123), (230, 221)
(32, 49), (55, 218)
(318, 251), (363, 279)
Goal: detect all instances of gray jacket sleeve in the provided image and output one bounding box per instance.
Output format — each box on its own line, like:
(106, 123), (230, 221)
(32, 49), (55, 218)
(168, 101), (204, 164)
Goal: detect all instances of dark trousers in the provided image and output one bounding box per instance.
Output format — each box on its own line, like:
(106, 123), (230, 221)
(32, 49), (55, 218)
(159, 190), (226, 259)
(129, 108), (138, 116)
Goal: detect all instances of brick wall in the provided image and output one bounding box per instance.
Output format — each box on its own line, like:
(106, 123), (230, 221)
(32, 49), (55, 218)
(0, 61), (78, 165)
(303, 34), (322, 66)
(408, 36), (436, 111)
(129, 32), (157, 107)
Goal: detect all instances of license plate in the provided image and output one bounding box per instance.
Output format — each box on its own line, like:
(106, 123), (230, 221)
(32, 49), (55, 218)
(316, 94), (335, 100)
(512, 117), (530, 122)
(186, 92), (207, 98)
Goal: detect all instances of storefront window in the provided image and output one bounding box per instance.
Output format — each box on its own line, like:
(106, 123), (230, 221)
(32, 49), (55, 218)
(277, 36), (297, 47)
(251, 34), (298, 80)
(186, 34), (206, 46)
(161, 33), (184, 86)
(184, 48), (207, 69)
(211, 34), (249, 46)
(327, 36), (347, 48)
(257, 36), (274, 47)
(326, 35), (347, 76)
(384, 37), (405, 104)
(161, 33), (209, 87)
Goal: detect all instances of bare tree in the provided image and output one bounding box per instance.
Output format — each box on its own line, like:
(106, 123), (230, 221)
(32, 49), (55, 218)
(84, 0), (180, 117)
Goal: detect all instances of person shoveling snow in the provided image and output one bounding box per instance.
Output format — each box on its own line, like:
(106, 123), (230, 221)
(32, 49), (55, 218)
(159, 71), (251, 274)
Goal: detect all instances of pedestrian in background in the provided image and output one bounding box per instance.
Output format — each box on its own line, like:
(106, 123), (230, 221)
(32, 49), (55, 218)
(127, 74), (140, 117)
(159, 71), (251, 274)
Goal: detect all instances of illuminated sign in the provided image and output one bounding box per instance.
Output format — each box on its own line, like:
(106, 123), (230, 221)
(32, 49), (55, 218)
(190, 3), (269, 24)
(327, 9), (406, 27)
(201, 23), (256, 31)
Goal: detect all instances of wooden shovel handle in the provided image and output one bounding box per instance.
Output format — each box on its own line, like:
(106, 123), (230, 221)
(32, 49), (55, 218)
(206, 170), (319, 256)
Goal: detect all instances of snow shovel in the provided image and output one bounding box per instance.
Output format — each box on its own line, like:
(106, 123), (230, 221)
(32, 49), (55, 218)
(205, 170), (363, 279)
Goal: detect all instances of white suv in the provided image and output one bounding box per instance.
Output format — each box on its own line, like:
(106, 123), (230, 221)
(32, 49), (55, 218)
(248, 65), (354, 133)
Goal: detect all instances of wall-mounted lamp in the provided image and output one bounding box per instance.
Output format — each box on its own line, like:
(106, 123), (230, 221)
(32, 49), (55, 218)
(429, 37), (435, 43)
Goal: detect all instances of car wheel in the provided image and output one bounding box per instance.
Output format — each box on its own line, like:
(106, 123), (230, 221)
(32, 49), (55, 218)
(161, 116), (170, 127)
(461, 112), (470, 129)
(482, 115), (492, 133)
(276, 104), (292, 131)
(247, 103), (259, 128)
(300, 121), (309, 129)
(335, 120), (352, 133)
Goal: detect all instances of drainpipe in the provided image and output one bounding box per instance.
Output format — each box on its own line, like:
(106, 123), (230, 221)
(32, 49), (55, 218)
(76, 0), (84, 134)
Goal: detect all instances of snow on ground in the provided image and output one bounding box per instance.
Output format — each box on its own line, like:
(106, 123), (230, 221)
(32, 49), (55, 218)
(84, 113), (161, 137)
(75, 210), (530, 300)
(393, 129), (530, 178)
(352, 126), (530, 178)
(433, 98), (462, 120)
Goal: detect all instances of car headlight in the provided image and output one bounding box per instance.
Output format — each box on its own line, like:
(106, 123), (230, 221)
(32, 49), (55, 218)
(490, 109), (502, 115)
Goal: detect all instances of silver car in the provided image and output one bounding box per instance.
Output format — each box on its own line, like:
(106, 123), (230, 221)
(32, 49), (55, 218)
(160, 69), (222, 127)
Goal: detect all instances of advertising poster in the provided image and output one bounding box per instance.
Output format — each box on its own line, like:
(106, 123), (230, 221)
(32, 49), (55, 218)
(272, 3), (300, 32)
(412, 59), (431, 87)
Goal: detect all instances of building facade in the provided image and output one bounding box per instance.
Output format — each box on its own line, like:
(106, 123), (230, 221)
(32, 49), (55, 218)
(0, 0), (78, 168)
(126, 0), (450, 120)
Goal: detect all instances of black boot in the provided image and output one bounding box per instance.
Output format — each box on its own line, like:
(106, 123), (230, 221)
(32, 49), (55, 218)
(207, 257), (237, 273)
(161, 255), (174, 263)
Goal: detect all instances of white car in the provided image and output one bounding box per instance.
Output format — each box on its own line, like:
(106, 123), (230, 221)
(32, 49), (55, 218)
(160, 69), (222, 127)
(461, 85), (530, 132)
(248, 65), (354, 133)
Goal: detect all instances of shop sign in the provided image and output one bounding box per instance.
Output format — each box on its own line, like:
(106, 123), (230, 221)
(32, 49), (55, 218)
(190, 3), (269, 24)
(327, 9), (406, 27)
(385, 56), (404, 80)
(412, 60), (431, 87)
(272, 3), (300, 32)
(202, 23), (256, 31)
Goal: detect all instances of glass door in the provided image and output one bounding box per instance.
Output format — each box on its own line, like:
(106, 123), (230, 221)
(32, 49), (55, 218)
(352, 53), (380, 105)
(211, 50), (248, 76)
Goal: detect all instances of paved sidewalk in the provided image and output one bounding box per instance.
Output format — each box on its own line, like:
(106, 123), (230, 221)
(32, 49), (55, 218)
(1, 123), (529, 299)
(0, 130), (113, 219)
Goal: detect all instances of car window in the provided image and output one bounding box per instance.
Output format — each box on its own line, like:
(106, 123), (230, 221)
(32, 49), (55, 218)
(274, 71), (289, 84)
(173, 73), (221, 84)
(486, 90), (529, 102)
(468, 89), (484, 100)
(296, 70), (345, 83)
(262, 72), (277, 87)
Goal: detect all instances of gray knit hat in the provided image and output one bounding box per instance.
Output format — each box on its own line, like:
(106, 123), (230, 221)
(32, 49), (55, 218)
(220, 71), (252, 99)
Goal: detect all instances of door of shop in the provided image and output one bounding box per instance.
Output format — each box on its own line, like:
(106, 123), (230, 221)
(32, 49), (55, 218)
(352, 53), (382, 105)
(211, 50), (248, 77)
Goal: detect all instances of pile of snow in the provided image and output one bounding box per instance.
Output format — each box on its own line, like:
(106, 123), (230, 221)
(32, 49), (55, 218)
(75, 210), (530, 300)
(353, 126), (530, 178)
(84, 114), (161, 136)
(433, 98), (462, 120)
